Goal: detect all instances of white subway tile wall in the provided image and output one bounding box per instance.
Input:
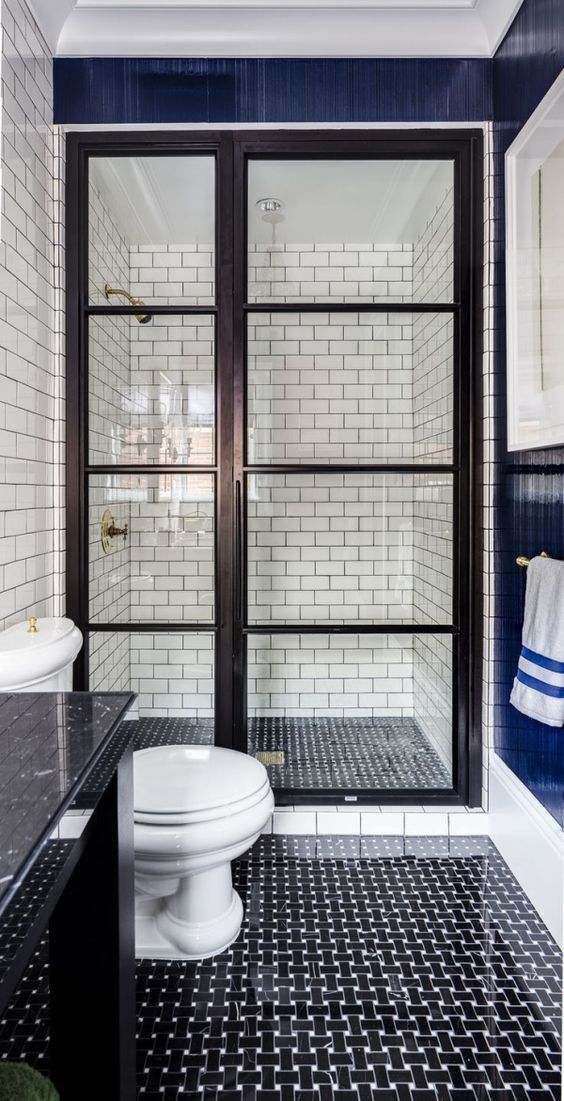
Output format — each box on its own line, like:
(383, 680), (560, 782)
(128, 474), (214, 624)
(247, 472), (453, 626)
(0, 0), (64, 629)
(129, 315), (215, 466)
(88, 185), (132, 691)
(248, 242), (415, 304)
(247, 633), (416, 718)
(88, 473), (215, 626)
(90, 632), (215, 718)
(248, 312), (418, 465)
(411, 191), (456, 769)
(129, 243), (215, 306)
(130, 632), (215, 717)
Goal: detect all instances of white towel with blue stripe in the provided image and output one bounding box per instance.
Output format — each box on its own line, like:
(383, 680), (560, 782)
(510, 555), (564, 727)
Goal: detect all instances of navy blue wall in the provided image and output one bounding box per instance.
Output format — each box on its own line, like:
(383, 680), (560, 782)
(53, 57), (491, 123)
(492, 0), (564, 826)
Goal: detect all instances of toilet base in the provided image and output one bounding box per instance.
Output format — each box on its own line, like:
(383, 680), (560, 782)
(135, 863), (244, 960)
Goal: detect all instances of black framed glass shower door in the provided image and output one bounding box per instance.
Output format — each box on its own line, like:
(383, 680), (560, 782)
(66, 129), (482, 806)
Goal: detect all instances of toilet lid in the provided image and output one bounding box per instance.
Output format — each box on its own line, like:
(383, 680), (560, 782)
(133, 744), (269, 816)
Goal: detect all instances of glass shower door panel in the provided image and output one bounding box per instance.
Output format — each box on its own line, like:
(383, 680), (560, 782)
(247, 311), (453, 465)
(247, 159), (454, 305)
(247, 473), (453, 626)
(88, 155), (215, 306)
(89, 631), (215, 740)
(88, 315), (215, 466)
(247, 632), (453, 790)
(88, 473), (215, 625)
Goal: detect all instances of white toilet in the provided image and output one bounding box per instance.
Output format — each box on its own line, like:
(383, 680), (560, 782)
(0, 616), (83, 691)
(133, 744), (274, 960)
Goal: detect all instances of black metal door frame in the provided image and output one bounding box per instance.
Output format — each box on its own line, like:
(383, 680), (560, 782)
(66, 128), (483, 808)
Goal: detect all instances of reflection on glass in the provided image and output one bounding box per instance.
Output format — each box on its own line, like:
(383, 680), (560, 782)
(248, 159), (454, 304)
(89, 473), (214, 625)
(247, 311), (453, 464)
(247, 632), (452, 790)
(247, 473), (453, 626)
(88, 315), (214, 466)
(88, 155), (215, 306)
(89, 631), (215, 732)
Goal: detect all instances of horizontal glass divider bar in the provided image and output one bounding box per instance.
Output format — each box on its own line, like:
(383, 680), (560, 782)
(86, 465), (217, 475)
(273, 788), (458, 802)
(244, 624), (457, 635)
(86, 304), (217, 316)
(243, 302), (459, 313)
(244, 464), (458, 475)
(87, 623), (217, 633)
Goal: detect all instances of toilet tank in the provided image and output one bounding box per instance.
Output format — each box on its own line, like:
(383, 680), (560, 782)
(0, 617), (83, 692)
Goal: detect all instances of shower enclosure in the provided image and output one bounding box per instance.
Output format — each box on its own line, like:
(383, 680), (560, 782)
(66, 130), (482, 805)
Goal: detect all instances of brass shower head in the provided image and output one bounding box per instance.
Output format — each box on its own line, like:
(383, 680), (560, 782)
(104, 284), (152, 324)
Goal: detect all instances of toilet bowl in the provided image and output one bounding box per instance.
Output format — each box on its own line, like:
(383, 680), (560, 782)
(0, 617), (83, 691)
(134, 744), (274, 960)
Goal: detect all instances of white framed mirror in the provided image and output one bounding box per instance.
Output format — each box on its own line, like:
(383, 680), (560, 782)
(506, 69), (564, 451)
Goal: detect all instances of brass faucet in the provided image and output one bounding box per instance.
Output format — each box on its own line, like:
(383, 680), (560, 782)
(101, 509), (129, 553)
(27, 617), (39, 633)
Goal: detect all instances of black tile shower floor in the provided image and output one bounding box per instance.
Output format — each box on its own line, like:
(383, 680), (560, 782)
(0, 837), (561, 1101)
(129, 716), (451, 791)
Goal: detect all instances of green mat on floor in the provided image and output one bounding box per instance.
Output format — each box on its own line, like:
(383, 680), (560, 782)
(0, 1063), (59, 1101)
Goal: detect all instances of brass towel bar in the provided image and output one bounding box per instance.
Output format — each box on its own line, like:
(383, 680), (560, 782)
(516, 551), (550, 568)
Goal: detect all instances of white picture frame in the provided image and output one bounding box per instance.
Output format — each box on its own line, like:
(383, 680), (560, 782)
(506, 69), (564, 451)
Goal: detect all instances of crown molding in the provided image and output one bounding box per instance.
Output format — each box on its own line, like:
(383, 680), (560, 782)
(28, 0), (526, 59)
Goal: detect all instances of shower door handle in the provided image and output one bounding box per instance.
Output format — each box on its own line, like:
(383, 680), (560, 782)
(234, 479), (243, 622)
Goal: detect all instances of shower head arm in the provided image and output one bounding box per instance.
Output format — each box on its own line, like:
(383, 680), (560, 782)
(103, 283), (151, 324)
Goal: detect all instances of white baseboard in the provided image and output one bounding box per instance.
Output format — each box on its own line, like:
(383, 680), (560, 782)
(489, 754), (564, 947)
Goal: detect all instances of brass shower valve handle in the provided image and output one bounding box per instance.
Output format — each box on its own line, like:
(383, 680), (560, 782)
(101, 509), (128, 553)
(108, 521), (129, 540)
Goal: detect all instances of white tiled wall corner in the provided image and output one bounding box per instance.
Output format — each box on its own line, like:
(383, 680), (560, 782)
(0, 0), (65, 630)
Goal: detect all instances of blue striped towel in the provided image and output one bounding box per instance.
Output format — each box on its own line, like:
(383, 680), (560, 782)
(510, 556), (564, 727)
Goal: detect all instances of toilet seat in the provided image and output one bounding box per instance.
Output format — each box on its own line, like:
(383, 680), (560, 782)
(133, 744), (269, 825)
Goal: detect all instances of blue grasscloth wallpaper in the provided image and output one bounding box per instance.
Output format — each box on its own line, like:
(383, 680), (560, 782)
(492, 0), (564, 827)
(53, 2), (564, 824)
(53, 58), (491, 123)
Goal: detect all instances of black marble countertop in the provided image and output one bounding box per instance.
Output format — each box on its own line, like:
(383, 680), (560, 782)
(0, 692), (134, 918)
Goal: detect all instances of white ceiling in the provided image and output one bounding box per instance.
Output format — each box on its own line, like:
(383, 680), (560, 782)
(90, 154), (452, 246)
(31, 0), (524, 58)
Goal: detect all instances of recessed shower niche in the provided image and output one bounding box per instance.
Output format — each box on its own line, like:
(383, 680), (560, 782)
(68, 131), (482, 804)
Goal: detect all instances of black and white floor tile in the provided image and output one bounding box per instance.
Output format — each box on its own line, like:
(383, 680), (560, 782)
(0, 836), (561, 1100)
(129, 716), (451, 791)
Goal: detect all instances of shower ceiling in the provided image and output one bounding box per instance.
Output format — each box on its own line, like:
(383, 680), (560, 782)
(32, 0), (523, 56)
(90, 156), (452, 246)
